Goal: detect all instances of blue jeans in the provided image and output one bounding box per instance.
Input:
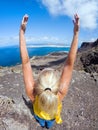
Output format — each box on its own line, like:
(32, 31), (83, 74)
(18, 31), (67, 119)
(34, 114), (55, 129)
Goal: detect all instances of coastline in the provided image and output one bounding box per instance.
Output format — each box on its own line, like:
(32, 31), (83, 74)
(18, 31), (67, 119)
(0, 46), (69, 67)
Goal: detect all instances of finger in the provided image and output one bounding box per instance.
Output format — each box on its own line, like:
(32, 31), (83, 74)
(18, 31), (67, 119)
(76, 14), (79, 21)
(74, 14), (79, 20)
(24, 15), (29, 21)
(74, 15), (79, 25)
(24, 17), (28, 22)
(22, 14), (29, 24)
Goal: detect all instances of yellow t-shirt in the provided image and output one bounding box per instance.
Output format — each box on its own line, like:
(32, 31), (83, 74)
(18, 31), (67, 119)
(33, 95), (62, 124)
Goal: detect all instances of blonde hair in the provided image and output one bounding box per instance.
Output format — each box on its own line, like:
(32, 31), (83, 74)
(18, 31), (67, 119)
(34, 68), (60, 116)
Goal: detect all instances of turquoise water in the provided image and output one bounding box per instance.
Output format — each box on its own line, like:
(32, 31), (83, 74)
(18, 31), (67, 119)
(0, 45), (70, 67)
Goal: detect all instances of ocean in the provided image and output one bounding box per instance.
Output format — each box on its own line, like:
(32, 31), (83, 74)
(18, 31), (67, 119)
(0, 45), (70, 67)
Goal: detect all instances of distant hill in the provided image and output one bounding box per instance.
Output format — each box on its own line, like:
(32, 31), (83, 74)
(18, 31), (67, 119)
(75, 39), (98, 73)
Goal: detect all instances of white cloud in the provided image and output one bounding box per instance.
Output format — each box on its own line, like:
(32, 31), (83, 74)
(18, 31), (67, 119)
(26, 36), (60, 43)
(0, 36), (19, 46)
(0, 35), (61, 46)
(41, 0), (98, 29)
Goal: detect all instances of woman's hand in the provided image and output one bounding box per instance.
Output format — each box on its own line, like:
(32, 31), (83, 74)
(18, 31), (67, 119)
(73, 14), (79, 35)
(21, 14), (29, 33)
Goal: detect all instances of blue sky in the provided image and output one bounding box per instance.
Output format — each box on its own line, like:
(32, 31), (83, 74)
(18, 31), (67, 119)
(0, 0), (98, 47)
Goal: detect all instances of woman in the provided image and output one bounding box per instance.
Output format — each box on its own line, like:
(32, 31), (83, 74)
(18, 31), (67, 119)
(19, 14), (79, 128)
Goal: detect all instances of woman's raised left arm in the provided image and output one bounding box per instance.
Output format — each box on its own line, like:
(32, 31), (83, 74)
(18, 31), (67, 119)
(19, 14), (35, 102)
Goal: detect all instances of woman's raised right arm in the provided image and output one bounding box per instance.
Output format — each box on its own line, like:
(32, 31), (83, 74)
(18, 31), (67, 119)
(58, 14), (80, 101)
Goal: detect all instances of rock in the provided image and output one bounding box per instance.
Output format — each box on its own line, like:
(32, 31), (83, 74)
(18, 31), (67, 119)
(79, 39), (98, 51)
(0, 95), (36, 130)
(75, 39), (98, 73)
(30, 51), (67, 72)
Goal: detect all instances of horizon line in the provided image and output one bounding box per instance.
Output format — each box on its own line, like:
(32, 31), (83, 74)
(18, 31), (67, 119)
(0, 44), (70, 48)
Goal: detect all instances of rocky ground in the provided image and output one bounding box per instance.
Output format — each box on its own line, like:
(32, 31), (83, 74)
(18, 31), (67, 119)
(0, 52), (98, 130)
(0, 39), (98, 130)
